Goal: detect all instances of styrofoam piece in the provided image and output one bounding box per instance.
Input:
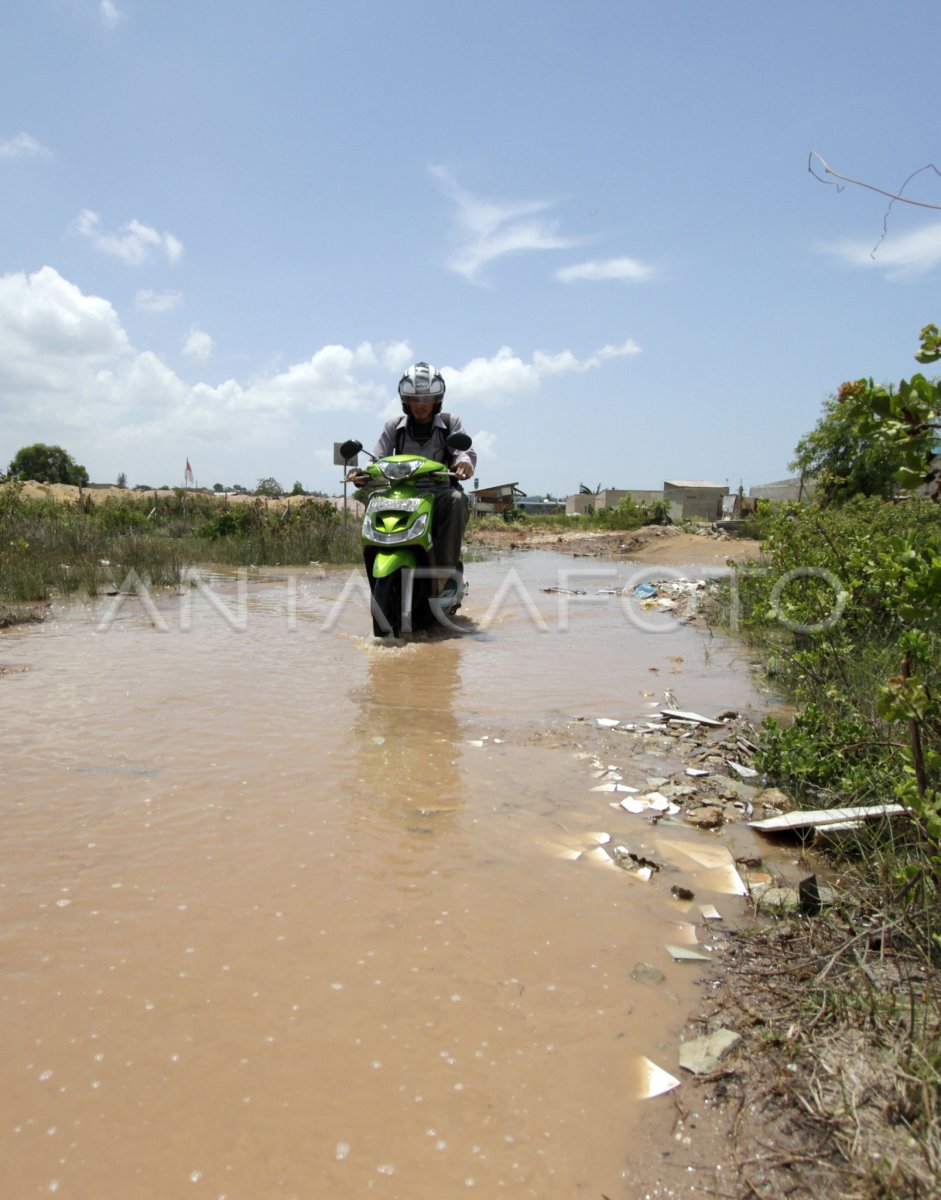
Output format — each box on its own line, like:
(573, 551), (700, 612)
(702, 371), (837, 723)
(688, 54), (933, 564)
(666, 944), (712, 962)
(585, 846), (617, 869)
(658, 839), (748, 896)
(659, 709), (725, 727)
(596, 717), (621, 727)
(699, 904), (722, 921)
(635, 1056), (681, 1099)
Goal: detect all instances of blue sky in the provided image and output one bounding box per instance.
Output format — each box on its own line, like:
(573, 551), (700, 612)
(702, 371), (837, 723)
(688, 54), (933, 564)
(1, 0), (939, 495)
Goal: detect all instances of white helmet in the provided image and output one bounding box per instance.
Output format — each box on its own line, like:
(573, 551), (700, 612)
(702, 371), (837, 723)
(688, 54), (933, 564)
(398, 361), (445, 413)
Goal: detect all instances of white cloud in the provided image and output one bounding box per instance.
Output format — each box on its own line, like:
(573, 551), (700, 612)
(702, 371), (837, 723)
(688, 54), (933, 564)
(444, 340), (641, 405)
(555, 256), (654, 284)
(183, 328), (214, 362)
(0, 132), (51, 160)
(0, 267), (130, 396)
(0, 270), (398, 462)
(469, 429), (497, 462)
(99, 1), (123, 28)
(136, 289), (183, 313)
(74, 209), (184, 266)
(430, 166), (583, 282)
(819, 222), (941, 280)
(381, 341), (414, 374)
(0, 266), (638, 487)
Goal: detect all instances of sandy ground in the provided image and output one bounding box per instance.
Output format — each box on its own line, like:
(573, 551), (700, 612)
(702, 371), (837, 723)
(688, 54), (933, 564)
(467, 520), (762, 564)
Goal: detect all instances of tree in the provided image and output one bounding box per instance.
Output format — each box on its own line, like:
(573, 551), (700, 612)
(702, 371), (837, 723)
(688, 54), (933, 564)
(8, 443), (89, 486)
(254, 476), (283, 498)
(290, 480), (305, 495)
(116, 471), (128, 489)
(792, 328), (940, 506)
(213, 482), (225, 493)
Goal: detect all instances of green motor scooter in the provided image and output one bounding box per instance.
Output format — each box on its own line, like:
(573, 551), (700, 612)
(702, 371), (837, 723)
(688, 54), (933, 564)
(339, 432), (472, 637)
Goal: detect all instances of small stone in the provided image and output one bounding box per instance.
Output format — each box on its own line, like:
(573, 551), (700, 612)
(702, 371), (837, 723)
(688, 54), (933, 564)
(670, 885), (695, 901)
(678, 1028), (742, 1075)
(684, 805), (724, 829)
(744, 870), (772, 896)
(631, 962), (666, 986)
(754, 787), (791, 812)
(758, 887), (801, 914)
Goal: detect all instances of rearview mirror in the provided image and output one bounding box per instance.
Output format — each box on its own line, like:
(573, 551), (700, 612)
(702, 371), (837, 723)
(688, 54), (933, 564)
(339, 439), (363, 461)
(445, 432), (472, 452)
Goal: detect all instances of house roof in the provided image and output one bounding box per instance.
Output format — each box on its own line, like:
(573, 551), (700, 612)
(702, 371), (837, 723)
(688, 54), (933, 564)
(663, 480), (728, 490)
(472, 482), (521, 496)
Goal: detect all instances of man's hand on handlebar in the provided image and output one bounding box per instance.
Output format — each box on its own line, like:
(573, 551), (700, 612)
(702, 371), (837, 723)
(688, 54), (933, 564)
(453, 461), (473, 480)
(346, 468), (369, 486)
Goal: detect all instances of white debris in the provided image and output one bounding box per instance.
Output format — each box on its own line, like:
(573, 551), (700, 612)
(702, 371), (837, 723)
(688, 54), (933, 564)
(666, 944), (712, 962)
(635, 1056), (681, 1099)
(659, 709), (725, 727)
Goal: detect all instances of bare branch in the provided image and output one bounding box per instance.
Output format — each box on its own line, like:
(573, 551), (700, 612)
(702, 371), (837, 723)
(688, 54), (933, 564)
(808, 152), (941, 212)
(809, 152), (941, 260)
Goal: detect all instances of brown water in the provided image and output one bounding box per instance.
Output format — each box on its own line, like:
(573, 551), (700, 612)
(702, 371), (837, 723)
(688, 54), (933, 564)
(1, 552), (772, 1199)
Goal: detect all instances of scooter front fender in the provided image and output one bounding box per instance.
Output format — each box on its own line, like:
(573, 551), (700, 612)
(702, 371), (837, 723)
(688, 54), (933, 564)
(372, 550), (417, 579)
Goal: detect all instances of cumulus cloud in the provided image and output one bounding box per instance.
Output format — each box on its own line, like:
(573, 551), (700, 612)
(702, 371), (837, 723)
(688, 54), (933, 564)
(0, 265), (639, 487)
(818, 223), (941, 280)
(444, 340), (641, 405)
(0, 131), (51, 159)
(183, 328), (214, 362)
(0, 267), (130, 394)
(555, 256), (654, 284)
(99, 1), (123, 28)
(430, 166), (583, 282)
(0, 269), (398, 453)
(136, 289), (183, 312)
(75, 210), (184, 266)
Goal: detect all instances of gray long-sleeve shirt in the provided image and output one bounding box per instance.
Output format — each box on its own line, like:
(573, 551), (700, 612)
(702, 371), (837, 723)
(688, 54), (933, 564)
(372, 413), (477, 475)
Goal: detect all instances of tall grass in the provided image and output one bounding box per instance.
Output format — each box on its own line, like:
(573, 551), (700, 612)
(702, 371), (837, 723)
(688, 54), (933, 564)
(0, 485), (361, 604)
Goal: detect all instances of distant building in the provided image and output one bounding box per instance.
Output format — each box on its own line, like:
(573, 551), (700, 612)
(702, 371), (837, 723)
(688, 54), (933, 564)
(663, 480), (729, 521)
(566, 488), (662, 515)
(516, 495), (565, 515)
(471, 482), (525, 515)
(748, 477), (816, 502)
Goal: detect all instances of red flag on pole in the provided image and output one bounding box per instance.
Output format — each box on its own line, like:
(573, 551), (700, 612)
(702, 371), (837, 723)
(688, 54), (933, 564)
(184, 458), (194, 485)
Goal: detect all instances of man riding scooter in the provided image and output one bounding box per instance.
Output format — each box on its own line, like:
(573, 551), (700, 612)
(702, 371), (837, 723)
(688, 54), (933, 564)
(348, 361), (477, 598)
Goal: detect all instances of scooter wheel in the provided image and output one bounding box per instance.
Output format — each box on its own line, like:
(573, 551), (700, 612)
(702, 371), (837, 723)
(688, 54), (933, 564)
(371, 574), (402, 638)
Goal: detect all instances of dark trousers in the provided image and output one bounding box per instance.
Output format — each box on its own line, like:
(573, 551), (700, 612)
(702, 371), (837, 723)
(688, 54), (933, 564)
(430, 486), (469, 571)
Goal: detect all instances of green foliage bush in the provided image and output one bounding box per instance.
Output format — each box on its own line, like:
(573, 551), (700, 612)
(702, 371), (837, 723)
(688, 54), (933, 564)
(728, 324), (941, 883)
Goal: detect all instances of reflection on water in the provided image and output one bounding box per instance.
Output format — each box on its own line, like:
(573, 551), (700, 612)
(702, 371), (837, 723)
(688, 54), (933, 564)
(0, 553), (772, 1199)
(351, 640), (466, 818)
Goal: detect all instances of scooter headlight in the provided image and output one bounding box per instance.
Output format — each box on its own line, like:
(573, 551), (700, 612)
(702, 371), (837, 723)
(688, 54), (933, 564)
(380, 458), (424, 481)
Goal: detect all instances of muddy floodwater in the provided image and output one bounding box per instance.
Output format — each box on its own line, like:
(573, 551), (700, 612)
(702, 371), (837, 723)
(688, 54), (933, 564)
(2, 550), (775, 1200)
